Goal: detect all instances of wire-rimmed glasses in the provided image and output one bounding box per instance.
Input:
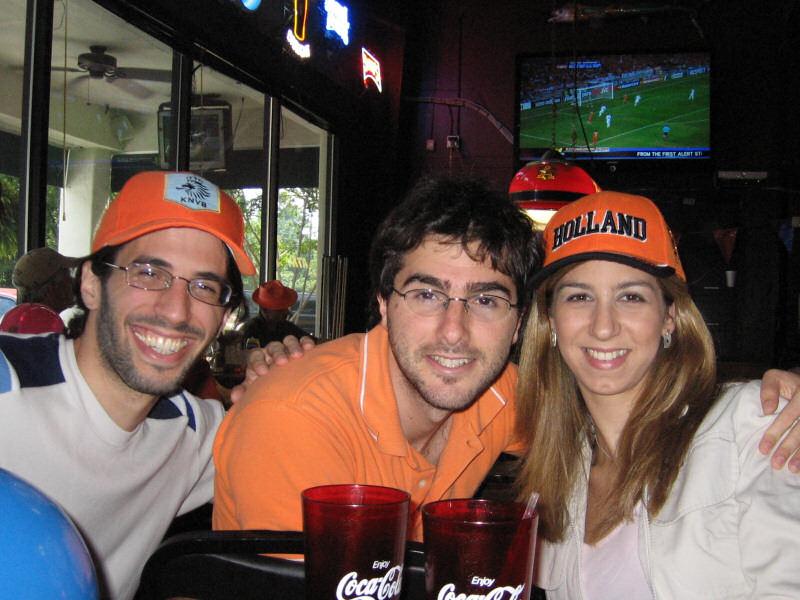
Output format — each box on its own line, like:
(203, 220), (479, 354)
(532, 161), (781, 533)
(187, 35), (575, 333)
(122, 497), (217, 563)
(104, 262), (232, 306)
(392, 288), (517, 322)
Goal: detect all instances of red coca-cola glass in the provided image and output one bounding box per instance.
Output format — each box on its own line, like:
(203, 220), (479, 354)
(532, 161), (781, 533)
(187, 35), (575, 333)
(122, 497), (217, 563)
(422, 499), (538, 600)
(302, 484), (410, 600)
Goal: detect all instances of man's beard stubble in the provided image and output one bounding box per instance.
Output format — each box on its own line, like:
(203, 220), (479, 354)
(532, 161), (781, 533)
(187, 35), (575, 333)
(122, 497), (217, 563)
(96, 284), (202, 397)
(386, 315), (510, 413)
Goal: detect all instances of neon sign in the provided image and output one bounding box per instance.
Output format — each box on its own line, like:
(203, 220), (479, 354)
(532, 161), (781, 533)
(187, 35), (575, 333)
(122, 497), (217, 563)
(293, 0), (309, 41)
(287, 0), (311, 58)
(324, 0), (350, 45)
(361, 47), (382, 92)
(287, 29), (311, 58)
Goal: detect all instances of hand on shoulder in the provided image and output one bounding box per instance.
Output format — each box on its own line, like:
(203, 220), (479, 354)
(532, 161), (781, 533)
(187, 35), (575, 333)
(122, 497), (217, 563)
(757, 368), (800, 472)
(228, 335), (317, 403)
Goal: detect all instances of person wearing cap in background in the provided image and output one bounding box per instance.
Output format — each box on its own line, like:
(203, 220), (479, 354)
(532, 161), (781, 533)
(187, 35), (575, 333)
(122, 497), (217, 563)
(0, 171), (259, 600)
(12, 247), (78, 314)
(0, 248), (78, 333)
(515, 192), (800, 599)
(4, 246), (77, 334)
(239, 279), (316, 348)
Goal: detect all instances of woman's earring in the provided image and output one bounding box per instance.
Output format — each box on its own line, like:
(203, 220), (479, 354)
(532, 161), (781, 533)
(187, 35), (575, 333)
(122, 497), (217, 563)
(550, 330), (557, 347)
(662, 330), (672, 349)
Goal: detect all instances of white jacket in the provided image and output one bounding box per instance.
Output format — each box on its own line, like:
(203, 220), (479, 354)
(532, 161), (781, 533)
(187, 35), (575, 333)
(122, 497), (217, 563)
(536, 380), (800, 600)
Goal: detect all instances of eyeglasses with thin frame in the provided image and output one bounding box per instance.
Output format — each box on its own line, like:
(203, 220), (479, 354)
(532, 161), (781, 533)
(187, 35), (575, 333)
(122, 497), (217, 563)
(104, 262), (232, 306)
(392, 288), (517, 322)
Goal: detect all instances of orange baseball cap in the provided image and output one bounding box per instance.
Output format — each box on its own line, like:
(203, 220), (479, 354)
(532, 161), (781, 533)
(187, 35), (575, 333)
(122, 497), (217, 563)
(532, 191), (685, 287)
(252, 280), (298, 310)
(92, 172), (256, 275)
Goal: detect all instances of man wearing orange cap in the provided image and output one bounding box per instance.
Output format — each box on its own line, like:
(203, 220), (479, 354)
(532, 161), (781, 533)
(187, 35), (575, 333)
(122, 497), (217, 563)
(0, 172), (259, 600)
(239, 280), (315, 348)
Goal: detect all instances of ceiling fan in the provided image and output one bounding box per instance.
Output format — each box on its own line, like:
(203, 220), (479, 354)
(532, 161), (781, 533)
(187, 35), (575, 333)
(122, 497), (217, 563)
(56, 45), (172, 99)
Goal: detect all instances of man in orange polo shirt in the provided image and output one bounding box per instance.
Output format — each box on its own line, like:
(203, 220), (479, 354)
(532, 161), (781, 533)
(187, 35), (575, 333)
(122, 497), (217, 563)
(212, 176), (541, 539)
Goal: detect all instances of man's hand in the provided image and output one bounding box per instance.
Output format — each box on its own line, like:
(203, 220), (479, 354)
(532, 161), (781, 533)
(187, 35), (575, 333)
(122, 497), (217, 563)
(759, 369), (800, 472)
(229, 335), (316, 403)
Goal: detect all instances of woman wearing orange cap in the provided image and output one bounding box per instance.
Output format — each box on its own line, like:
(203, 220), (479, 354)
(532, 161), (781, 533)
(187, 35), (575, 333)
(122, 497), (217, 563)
(515, 192), (800, 598)
(239, 280), (315, 348)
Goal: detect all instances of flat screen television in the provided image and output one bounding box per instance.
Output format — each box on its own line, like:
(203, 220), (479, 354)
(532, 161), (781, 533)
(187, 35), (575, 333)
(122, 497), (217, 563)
(158, 103), (232, 171)
(515, 51), (711, 166)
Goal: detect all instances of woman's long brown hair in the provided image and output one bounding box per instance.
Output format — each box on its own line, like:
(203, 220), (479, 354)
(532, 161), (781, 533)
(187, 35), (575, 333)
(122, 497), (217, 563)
(514, 269), (718, 543)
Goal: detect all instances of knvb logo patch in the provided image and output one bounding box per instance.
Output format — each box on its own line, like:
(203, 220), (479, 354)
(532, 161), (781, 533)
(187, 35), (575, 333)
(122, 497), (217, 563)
(552, 210), (647, 250)
(164, 174), (221, 212)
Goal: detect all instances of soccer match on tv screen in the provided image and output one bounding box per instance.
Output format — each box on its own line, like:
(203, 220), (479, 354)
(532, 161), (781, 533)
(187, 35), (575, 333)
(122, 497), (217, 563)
(517, 52), (710, 162)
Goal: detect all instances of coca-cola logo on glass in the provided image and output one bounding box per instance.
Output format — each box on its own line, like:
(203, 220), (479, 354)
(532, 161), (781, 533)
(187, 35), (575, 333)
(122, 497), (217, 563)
(435, 582), (526, 600)
(335, 565), (403, 600)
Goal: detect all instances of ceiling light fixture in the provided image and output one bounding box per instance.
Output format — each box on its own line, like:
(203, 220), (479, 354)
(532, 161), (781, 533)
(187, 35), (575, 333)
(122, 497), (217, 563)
(509, 150), (601, 228)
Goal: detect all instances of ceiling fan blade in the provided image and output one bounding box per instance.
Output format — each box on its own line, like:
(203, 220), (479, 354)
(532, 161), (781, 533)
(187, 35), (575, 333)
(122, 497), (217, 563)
(116, 67), (172, 83)
(109, 77), (153, 99)
(51, 66), (85, 73)
(63, 74), (150, 102)
(65, 74), (91, 90)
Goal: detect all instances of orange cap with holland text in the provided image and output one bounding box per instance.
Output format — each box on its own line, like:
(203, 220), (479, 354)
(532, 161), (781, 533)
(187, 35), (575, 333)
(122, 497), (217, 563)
(532, 191), (685, 287)
(92, 172), (255, 275)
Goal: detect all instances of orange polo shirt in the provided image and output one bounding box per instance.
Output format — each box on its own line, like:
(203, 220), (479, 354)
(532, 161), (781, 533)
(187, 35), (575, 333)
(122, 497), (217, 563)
(212, 324), (522, 540)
